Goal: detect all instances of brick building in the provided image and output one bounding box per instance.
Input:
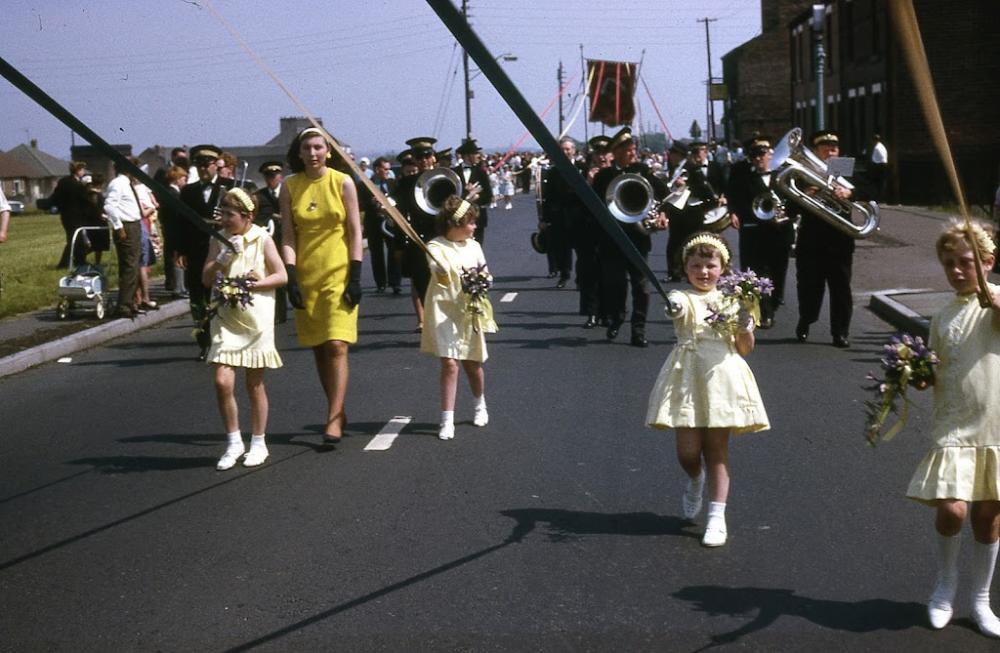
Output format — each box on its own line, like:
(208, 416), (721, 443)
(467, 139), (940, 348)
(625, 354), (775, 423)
(722, 0), (814, 146)
(789, 0), (999, 206)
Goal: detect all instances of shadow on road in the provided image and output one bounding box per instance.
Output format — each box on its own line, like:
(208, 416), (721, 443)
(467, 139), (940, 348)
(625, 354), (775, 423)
(672, 585), (924, 650)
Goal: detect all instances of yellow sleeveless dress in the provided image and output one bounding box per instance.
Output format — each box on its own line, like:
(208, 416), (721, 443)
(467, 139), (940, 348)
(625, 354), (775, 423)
(207, 224), (282, 369)
(287, 168), (358, 346)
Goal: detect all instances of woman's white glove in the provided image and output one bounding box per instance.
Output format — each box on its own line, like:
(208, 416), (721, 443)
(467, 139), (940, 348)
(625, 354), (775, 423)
(736, 308), (755, 333)
(664, 297), (684, 318)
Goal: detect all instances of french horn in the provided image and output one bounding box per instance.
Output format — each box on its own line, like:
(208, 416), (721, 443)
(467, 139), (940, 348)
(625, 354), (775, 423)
(769, 128), (879, 239)
(414, 167), (463, 215)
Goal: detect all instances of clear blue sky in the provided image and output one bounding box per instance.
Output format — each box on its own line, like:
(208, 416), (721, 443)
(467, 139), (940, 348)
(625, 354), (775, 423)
(1, 0), (762, 160)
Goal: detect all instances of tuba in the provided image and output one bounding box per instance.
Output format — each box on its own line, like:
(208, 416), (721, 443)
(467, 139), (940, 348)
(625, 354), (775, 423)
(769, 128), (879, 238)
(605, 173), (655, 224)
(414, 167), (463, 215)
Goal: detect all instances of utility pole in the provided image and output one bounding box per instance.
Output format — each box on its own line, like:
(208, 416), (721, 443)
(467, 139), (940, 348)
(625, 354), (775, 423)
(557, 60), (565, 137)
(462, 0), (472, 141)
(697, 17), (718, 143)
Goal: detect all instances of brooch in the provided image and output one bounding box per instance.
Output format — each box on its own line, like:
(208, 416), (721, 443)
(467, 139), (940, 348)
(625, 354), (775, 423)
(307, 201), (317, 212)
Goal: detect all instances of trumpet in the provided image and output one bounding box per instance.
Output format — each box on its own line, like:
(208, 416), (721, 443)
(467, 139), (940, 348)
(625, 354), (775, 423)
(769, 128), (879, 239)
(660, 164), (690, 210)
(414, 167), (463, 215)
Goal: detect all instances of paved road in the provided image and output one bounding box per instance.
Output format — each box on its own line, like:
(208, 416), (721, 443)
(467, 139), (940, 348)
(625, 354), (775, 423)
(2, 195), (997, 651)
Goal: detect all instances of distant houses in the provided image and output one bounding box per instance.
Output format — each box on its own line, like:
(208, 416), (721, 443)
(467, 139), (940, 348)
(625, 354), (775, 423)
(0, 140), (69, 207)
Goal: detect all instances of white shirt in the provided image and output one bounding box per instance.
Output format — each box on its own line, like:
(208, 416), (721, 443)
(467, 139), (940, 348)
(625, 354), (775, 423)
(0, 187), (10, 213)
(103, 174), (142, 229)
(871, 141), (888, 164)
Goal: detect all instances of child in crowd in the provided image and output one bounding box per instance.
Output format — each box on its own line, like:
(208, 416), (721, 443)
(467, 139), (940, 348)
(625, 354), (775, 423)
(421, 196), (497, 440)
(203, 189), (287, 470)
(907, 219), (1000, 637)
(646, 232), (770, 547)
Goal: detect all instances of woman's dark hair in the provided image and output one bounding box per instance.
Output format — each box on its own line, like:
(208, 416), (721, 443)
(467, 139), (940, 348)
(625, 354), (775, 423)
(435, 195), (480, 235)
(287, 129), (335, 173)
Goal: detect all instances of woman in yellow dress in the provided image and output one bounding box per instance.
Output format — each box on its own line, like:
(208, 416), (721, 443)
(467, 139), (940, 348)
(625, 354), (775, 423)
(280, 127), (363, 445)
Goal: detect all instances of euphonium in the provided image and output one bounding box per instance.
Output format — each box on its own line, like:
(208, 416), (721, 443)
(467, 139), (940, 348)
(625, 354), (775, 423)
(604, 173), (655, 224)
(414, 167), (463, 215)
(751, 190), (788, 223)
(769, 128), (879, 239)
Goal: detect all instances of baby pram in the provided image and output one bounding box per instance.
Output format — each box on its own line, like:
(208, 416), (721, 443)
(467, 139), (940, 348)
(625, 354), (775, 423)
(56, 225), (111, 320)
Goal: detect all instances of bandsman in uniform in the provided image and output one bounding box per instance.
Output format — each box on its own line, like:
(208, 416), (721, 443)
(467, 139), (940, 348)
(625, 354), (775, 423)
(357, 156), (402, 294)
(591, 127), (669, 347)
(539, 137), (581, 289)
(436, 147), (454, 170)
(253, 160), (288, 322)
(795, 129), (866, 348)
(662, 141), (690, 280)
(453, 138), (493, 245)
(726, 136), (794, 329)
(572, 135), (612, 327)
(178, 143), (234, 360)
(667, 139), (728, 280)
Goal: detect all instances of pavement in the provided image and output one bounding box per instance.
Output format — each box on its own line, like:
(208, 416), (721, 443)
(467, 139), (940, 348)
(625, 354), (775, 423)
(0, 203), (986, 380)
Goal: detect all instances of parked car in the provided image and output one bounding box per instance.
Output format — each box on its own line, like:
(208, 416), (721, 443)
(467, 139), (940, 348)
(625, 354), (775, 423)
(7, 200), (24, 214)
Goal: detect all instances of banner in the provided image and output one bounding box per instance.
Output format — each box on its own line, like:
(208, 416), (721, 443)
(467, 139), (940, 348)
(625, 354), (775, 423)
(587, 59), (637, 127)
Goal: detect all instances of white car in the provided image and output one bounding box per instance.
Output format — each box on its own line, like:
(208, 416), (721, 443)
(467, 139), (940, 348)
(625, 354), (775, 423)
(6, 200), (24, 214)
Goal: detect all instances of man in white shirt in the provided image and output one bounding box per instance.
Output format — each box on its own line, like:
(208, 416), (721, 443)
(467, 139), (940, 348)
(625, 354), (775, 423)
(869, 133), (888, 202)
(104, 158), (147, 317)
(0, 187), (10, 243)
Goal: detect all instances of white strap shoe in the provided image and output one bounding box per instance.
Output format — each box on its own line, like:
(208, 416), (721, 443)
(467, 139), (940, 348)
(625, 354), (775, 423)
(243, 446), (269, 467)
(216, 443), (245, 471)
(438, 423), (455, 440)
(473, 407), (489, 427)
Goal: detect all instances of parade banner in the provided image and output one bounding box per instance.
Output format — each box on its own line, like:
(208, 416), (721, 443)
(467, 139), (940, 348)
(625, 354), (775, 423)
(586, 59), (637, 127)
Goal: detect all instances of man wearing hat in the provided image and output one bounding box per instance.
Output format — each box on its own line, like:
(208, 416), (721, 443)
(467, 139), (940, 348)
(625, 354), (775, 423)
(539, 137), (582, 289)
(179, 143), (233, 359)
(666, 139), (728, 279)
(795, 129), (861, 348)
(391, 137), (441, 330)
(662, 141), (691, 280)
(566, 135), (613, 328)
(436, 147), (454, 170)
(454, 138), (493, 245)
(358, 156), (401, 294)
(725, 136), (793, 328)
(591, 126), (668, 347)
(253, 161), (288, 322)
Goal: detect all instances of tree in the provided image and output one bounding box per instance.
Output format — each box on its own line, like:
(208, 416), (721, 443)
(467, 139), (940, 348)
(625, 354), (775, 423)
(689, 120), (703, 139)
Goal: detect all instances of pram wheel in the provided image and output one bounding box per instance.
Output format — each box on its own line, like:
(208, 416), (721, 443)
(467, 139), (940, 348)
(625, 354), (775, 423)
(56, 299), (70, 320)
(95, 297), (106, 320)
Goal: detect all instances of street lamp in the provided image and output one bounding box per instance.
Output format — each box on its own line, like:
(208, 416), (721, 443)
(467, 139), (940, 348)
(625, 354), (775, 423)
(464, 52), (518, 141)
(811, 3), (826, 131)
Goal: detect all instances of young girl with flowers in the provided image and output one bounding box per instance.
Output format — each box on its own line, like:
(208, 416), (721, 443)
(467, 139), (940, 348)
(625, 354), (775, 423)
(421, 196), (497, 441)
(907, 219), (1000, 637)
(202, 189), (287, 470)
(646, 232), (770, 547)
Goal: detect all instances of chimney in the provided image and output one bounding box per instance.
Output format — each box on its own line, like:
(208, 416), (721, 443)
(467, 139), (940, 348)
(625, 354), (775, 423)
(30, 139), (38, 149)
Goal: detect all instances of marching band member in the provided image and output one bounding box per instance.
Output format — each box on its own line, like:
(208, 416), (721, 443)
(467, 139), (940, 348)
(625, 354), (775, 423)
(726, 136), (794, 329)
(668, 140), (727, 281)
(592, 127), (668, 347)
(539, 137), (581, 289)
(572, 135), (612, 328)
(663, 141), (689, 281)
(794, 129), (862, 348)
(254, 161), (287, 322)
(453, 139), (493, 245)
(357, 156), (401, 294)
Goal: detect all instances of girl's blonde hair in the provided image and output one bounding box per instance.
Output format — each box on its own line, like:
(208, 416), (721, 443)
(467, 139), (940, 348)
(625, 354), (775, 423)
(936, 218), (996, 262)
(681, 231), (732, 273)
(220, 187), (256, 216)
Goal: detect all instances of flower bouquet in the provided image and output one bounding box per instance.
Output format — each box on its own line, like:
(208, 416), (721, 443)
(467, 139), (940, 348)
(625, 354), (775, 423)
(863, 333), (939, 446)
(193, 273), (256, 340)
(704, 269), (774, 335)
(459, 263), (498, 334)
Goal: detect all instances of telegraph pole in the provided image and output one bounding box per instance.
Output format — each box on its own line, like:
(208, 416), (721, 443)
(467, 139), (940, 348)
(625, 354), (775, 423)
(697, 17), (718, 143)
(557, 60), (565, 136)
(462, 0), (472, 140)
(811, 4), (826, 131)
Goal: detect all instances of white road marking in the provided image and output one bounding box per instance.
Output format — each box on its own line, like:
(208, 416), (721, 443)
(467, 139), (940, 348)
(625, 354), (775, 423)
(364, 416), (412, 451)
(500, 292), (517, 303)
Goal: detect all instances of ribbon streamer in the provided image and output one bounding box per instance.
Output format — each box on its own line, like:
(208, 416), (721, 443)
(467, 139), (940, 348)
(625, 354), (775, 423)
(200, 0), (445, 270)
(425, 0), (667, 301)
(0, 56), (232, 250)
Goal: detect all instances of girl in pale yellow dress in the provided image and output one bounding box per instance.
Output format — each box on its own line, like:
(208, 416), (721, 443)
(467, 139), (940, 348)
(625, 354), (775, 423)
(421, 197), (497, 441)
(646, 232), (769, 547)
(202, 189), (287, 470)
(907, 220), (1000, 638)
(280, 128), (363, 445)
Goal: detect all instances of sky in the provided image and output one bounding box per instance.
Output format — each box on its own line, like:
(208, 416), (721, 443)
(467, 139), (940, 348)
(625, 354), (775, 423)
(0, 0), (762, 161)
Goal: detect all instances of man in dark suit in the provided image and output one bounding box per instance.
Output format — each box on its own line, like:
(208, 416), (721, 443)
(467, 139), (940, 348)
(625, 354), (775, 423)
(794, 129), (865, 348)
(357, 156), (401, 294)
(253, 160), (287, 322)
(178, 144), (232, 359)
(665, 140), (728, 280)
(726, 136), (794, 328)
(539, 137), (581, 289)
(591, 127), (668, 347)
(454, 138), (494, 246)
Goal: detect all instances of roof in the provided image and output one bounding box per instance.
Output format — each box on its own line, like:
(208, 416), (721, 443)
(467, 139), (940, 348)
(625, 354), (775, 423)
(5, 143), (68, 178)
(0, 150), (41, 179)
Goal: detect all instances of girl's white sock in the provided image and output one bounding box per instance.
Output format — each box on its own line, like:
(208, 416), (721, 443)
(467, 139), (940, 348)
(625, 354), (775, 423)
(473, 395), (486, 410)
(440, 410), (455, 426)
(243, 434), (269, 467)
(928, 533), (961, 629)
(472, 395), (488, 427)
(226, 431), (243, 447)
(971, 540), (1000, 637)
(216, 431), (245, 471)
(438, 411), (455, 440)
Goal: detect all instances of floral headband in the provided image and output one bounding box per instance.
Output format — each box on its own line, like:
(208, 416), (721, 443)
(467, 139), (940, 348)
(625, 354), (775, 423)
(226, 187), (256, 213)
(449, 198), (473, 225)
(683, 233), (730, 265)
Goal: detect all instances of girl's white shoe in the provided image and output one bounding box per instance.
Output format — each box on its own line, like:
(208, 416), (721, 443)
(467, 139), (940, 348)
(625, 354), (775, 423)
(473, 407), (489, 427)
(216, 443), (245, 471)
(243, 446), (269, 467)
(682, 469), (705, 520)
(438, 423), (455, 440)
(701, 502), (727, 547)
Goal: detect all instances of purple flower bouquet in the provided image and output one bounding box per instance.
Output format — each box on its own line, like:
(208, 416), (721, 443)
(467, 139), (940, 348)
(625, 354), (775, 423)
(863, 333), (938, 446)
(705, 269), (774, 335)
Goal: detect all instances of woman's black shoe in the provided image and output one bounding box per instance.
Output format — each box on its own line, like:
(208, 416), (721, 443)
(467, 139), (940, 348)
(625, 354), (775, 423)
(832, 335), (850, 348)
(583, 316), (598, 329)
